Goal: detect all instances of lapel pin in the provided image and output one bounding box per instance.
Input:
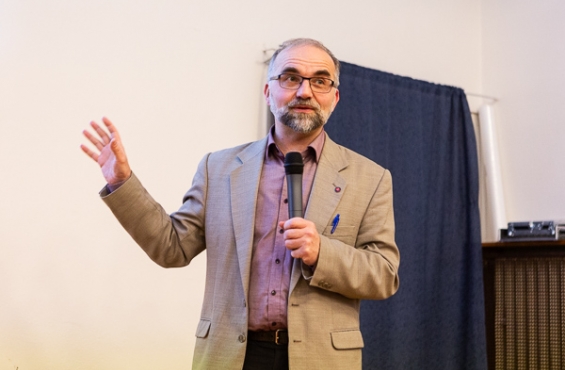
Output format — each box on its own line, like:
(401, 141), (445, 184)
(335, 187), (341, 193)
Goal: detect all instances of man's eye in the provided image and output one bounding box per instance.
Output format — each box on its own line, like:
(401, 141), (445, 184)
(285, 75), (301, 83)
(312, 78), (327, 86)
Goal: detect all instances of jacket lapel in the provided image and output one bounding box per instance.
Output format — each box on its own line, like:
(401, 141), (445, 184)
(289, 136), (348, 293)
(230, 137), (267, 300)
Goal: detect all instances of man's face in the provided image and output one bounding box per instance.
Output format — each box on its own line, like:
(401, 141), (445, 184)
(265, 45), (340, 134)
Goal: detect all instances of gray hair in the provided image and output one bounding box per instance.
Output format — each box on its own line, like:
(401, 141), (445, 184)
(268, 38), (340, 87)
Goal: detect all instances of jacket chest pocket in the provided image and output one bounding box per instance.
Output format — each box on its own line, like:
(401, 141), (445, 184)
(323, 225), (357, 246)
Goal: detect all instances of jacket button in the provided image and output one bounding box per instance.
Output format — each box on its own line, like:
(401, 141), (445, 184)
(238, 334), (246, 343)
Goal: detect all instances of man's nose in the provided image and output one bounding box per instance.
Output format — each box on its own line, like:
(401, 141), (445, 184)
(296, 79), (314, 98)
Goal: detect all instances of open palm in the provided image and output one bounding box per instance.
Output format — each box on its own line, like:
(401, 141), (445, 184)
(81, 117), (131, 185)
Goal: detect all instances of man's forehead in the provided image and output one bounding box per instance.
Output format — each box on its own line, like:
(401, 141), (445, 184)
(272, 45), (336, 75)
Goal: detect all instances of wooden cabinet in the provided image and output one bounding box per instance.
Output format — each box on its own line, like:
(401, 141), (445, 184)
(482, 241), (565, 370)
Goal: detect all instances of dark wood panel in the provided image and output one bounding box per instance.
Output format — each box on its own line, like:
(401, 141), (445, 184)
(482, 241), (565, 370)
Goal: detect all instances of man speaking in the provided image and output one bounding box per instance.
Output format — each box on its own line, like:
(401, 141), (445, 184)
(81, 38), (400, 370)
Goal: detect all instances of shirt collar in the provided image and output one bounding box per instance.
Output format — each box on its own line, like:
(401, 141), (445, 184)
(265, 125), (325, 164)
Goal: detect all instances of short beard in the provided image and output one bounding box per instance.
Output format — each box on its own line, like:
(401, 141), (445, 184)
(270, 97), (332, 134)
(280, 111), (325, 133)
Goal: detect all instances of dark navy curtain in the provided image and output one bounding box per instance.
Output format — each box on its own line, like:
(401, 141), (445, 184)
(325, 62), (487, 370)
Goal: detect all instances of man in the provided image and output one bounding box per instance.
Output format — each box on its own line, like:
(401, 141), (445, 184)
(81, 38), (400, 370)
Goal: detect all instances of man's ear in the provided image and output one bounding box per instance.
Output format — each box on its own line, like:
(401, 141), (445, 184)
(263, 83), (271, 105)
(332, 89), (340, 111)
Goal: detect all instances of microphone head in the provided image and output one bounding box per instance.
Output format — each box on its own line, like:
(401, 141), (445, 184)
(284, 152), (304, 175)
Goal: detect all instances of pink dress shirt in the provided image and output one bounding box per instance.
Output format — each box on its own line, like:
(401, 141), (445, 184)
(247, 129), (325, 331)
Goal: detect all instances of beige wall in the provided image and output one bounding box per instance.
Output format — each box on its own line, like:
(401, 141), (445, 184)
(3, 0), (560, 368)
(481, 0), (565, 222)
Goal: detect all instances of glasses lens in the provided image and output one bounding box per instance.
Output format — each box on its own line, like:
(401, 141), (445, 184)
(276, 74), (334, 93)
(279, 74), (302, 89)
(310, 77), (332, 93)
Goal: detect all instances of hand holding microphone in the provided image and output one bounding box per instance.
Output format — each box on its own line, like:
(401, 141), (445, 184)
(281, 152), (320, 266)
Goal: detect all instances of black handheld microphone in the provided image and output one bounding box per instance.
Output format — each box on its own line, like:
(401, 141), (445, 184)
(284, 152), (304, 218)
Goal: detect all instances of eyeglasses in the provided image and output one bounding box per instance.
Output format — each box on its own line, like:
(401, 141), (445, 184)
(269, 73), (336, 93)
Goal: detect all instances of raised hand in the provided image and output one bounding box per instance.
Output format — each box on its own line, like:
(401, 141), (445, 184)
(81, 117), (132, 186)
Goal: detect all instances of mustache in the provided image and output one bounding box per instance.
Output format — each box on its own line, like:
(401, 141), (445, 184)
(287, 99), (320, 111)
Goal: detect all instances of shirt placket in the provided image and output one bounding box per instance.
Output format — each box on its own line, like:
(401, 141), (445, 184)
(266, 173), (293, 329)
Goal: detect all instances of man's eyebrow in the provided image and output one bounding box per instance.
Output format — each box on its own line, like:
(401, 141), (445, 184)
(280, 67), (332, 78)
(280, 67), (300, 75)
(311, 70), (332, 78)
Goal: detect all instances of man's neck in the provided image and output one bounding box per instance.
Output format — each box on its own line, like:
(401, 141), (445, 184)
(273, 124), (323, 155)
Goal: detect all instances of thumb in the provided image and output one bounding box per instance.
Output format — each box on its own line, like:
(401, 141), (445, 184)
(110, 138), (127, 162)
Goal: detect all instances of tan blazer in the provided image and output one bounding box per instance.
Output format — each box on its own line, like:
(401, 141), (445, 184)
(102, 134), (400, 370)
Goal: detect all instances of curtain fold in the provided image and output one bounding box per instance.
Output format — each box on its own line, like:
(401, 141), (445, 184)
(326, 62), (487, 369)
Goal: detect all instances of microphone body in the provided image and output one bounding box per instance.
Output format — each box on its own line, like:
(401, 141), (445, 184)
(284, 152), (304, 218)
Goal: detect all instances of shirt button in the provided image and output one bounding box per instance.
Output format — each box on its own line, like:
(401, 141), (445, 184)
(238, 334), (246, 343)
(279, 228), (284, 234)
(284, 198), (288, 203)
(271, 290), (276, 296)
(275, 259), (280, 264)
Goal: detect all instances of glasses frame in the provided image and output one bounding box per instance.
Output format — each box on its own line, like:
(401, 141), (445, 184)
(269, 73), (336, 94)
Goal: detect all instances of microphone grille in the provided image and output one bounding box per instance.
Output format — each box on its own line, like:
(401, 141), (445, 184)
(284, 152), (304, 174)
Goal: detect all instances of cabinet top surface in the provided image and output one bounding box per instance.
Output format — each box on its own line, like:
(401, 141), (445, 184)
(483, 240), (565, 248)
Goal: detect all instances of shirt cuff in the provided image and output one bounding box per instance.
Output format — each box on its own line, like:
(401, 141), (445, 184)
(106, 176), (131, 193)
(301, 261), (316, 281)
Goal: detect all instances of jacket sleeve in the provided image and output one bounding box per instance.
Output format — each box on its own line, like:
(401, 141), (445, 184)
(100, 155), (210, 268)
(307, 169), (400, 300)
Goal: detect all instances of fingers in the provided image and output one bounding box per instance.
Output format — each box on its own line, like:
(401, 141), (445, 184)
(80, 143), (99, 162)
(102, 117), (120, 139)
(82, 128), (105, 151)
(91, 120), (111, 145)
(280, 218), (320, 265)
(284, 231), (319, 250)
(280, 218), (312, 241)
(81, 117), (123, 153)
